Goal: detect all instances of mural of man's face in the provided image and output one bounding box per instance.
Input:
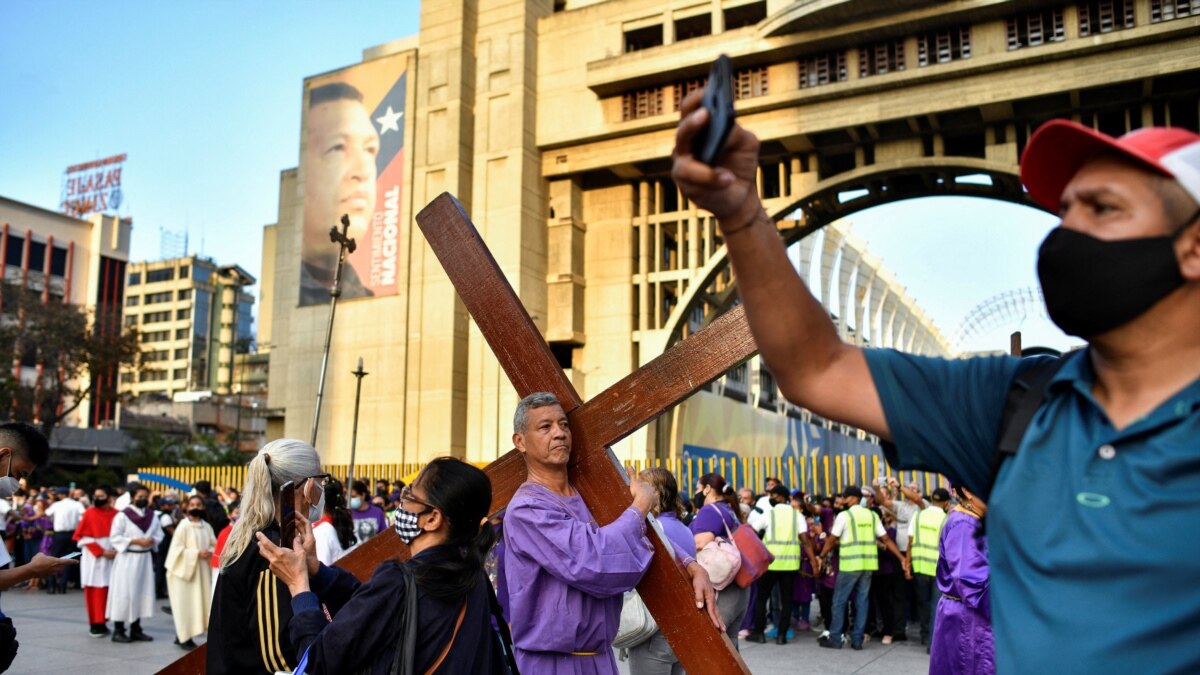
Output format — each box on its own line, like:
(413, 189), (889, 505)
(303, 96), (379, 256)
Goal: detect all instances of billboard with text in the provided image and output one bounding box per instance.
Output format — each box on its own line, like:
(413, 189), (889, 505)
(298, 53), (408, 306)
(61, 153), (126, 217)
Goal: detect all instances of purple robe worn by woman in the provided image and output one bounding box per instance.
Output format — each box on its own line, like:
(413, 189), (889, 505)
(928, 506), (994, 675)
(502, 482), (654, 675)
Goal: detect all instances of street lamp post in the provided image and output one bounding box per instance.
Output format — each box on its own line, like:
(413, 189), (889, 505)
(311, 215), (356, 447)
(347, 356), (369, 488)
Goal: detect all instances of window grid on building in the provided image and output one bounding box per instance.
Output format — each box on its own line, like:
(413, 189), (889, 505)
(1007, 8), (1066, 49)
(622, 86), (666, 121)
(799, 51), (848, 88)
(859, 40), (906, 77)
(1079, 0), (1136, 35)
(1151, 0), (1195, 20)
(917, 26), (972, 66)
(733, 66), (769, 100)
(144, 291), (172, 304)
(139, 370), (168, 383)
(143, 311), (171, 324)
(673, 77), (706, 111)
(146, 268), (175, 283)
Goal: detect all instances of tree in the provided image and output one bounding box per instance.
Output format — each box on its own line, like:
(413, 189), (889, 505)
(124, 428), (245, 475)
(0, 282), (143, 437)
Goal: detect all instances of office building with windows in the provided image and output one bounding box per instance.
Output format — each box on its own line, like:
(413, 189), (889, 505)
(121, 256), (255, 399)
(0, 196), (131, 427)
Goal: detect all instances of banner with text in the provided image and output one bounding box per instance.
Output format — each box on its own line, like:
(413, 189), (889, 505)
(60, 153), (126, 217)
(298, 53), (408, 306)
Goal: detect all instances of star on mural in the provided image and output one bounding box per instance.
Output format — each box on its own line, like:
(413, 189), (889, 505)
(376, 106), (403, 135)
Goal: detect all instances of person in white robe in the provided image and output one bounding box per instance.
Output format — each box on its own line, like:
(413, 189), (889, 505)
(107, 485), (163, 643)
(165, 495), (215, 649)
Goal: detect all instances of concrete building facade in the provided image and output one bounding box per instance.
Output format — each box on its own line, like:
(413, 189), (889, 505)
(0, 196), (131, 427)
(121, 256), (255, 400)
(259, 0), (1200, 466)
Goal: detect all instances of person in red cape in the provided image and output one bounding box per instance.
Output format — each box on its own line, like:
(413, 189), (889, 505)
(73, 484), (118, 637)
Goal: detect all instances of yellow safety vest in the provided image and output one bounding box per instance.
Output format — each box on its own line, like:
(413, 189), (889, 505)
(910, 506), (947, 577)
(764, 504), (801, 572)
(839, 505), (879, 573)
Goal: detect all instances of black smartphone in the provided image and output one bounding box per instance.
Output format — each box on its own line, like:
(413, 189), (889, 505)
(691, 54), (736, 166)
(278, 480), (296, 548)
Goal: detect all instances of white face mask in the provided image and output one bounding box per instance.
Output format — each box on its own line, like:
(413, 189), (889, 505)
(307, 480), (326, 522)
(0, 453), (19, 499)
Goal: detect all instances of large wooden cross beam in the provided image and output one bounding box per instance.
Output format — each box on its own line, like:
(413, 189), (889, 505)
(159, 193), (757, 674)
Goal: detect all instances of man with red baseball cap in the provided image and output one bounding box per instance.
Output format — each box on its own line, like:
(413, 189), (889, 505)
(670, 88), (1200, 675)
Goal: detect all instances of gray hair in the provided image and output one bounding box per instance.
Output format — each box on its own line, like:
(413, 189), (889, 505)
(513, 392), (562, 434)
(220, 438), (322, 571)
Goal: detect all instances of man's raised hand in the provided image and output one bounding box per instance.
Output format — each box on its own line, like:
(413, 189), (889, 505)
(671, 89), (763, 232)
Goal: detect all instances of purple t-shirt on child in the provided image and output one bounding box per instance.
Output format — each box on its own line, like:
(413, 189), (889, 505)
(350, 504), (387, 544)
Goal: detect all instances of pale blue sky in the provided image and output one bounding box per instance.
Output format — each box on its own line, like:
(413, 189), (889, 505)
(0, 1), (1072, 354)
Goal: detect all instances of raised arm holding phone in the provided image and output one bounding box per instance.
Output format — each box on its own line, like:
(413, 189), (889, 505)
(671, 74), (1200, 673)
(672, 90), (891, 440)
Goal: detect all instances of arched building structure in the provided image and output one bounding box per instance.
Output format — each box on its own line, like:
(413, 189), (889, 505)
(258, 0), (1200, 466)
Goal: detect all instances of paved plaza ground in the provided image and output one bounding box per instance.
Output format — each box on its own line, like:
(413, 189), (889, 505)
(2, 584), (931, 674)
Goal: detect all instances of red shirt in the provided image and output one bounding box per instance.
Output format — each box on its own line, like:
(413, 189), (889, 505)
(72, 506), (118, 557)
(212, 523), (234, 568)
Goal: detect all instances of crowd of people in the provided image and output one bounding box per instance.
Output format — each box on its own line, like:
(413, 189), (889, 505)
(614, 469), (984, 669)
(0, 461), (409, 656)
(0, 96), (1193, 675)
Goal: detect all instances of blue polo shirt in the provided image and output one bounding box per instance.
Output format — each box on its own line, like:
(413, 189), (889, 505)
(865, 348), (1200, 675)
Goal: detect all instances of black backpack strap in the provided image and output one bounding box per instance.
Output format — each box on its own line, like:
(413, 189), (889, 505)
(984, 356), (1070, 500)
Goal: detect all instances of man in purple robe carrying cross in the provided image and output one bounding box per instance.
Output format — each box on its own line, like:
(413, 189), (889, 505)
(500, 392), (722, 674)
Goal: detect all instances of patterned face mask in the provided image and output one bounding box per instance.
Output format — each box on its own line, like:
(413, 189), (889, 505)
(393, 507), (427, 545)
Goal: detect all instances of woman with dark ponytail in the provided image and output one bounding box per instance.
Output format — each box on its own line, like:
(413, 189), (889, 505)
(257, 457), (515, 675)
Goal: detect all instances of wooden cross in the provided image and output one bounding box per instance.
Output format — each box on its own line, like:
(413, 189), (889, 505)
(159, 193), (757, 675)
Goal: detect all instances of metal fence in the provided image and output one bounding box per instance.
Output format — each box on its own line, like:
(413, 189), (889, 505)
(136, 463), (425, 496)
(139, 455), (945, 498)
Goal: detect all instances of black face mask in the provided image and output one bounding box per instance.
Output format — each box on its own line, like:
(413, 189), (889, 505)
(93, 497), (108, 507)
(188, 508), (205, 518)
(1037, 214), (1195, 337)
(134, 498), (149, 509)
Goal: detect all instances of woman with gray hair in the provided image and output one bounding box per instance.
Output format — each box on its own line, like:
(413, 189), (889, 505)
(205, 439), (326, 675)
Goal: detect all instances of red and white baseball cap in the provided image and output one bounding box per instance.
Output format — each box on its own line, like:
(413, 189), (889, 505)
(1020, 119), (1200, 213)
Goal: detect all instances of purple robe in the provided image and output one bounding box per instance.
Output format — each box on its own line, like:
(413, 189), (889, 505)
(929, 508), (994, 675)
(501, 482), (654, 675)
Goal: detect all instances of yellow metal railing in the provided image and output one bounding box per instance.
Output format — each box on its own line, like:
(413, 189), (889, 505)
(140, 455), (947, 499)
(137, 463), (427, 496)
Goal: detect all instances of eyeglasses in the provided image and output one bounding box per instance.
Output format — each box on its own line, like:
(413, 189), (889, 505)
(307, 473), (333, 488)
(400, 485), (434, 513)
